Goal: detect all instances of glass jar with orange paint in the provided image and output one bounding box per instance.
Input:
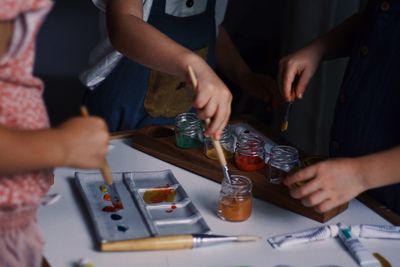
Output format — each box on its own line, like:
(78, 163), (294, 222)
(217, 175), (253, 222)
(234, 133), (266, 172)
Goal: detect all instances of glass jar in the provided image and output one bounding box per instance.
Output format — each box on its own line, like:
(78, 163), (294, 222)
(234, 132), (265, 172)
(267, 145), (299, 184)
(204, 125), (234, 160)
(175, 113), (203, 149)
(217, 175), (252, 222)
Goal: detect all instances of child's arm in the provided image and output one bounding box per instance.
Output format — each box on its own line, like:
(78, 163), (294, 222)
(284, 146), (400, 212)
(0, 117), (109, 176)
(279, 13), (362, 102)
(106, 0), (232, 139)
(216, 26), (280, 107)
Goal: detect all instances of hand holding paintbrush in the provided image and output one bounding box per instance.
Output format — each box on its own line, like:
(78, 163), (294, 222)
(188, 66), (232, 184)
(281, 74), (300, 132)
(80, 106), (123, 209)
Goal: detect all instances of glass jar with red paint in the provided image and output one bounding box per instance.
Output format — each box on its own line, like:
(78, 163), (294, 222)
(234, 133), (265, 172)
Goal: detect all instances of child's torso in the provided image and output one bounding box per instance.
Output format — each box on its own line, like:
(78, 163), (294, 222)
(0, 0), (53, 207)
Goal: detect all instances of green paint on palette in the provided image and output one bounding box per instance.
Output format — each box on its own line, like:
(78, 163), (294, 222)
(117, 224), (129, 232)
(110, 214), (122, 220)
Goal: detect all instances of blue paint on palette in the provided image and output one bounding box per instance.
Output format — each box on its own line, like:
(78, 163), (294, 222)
(117, 224), (129, 232)
(110, 214), (122, 221)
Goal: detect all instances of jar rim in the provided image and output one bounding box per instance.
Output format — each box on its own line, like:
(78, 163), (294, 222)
(222, 175), (252, 192)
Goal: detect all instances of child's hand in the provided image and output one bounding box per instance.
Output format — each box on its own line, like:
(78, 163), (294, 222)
(278, 45), (322, 102)
(189, 62), (232, 139)
(56, 117), (109, 169)
(238, 72), (282, 109)
(283, 158), (366, 212)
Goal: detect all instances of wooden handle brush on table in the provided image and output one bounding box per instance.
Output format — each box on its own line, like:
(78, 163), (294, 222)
(101, 234), (260, 251)
(187, 66), (232, 183)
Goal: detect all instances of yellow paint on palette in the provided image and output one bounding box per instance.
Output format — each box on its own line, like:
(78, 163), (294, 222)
(99, 184), (108, 192)
(143, 187), (176, 204)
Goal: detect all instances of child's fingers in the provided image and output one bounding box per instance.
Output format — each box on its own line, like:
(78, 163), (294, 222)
(281, 64), (297, 102)
(300, 189), (329, 208)
(205, 104), (226, 139)
(284, 165), (316, 186)
(294, 69), (312, 99)
(290, 177), (320, 199)
(314, 199), (337, 213)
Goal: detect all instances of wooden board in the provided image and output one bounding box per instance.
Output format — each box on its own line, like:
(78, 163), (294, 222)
(129, 123), (348, 223)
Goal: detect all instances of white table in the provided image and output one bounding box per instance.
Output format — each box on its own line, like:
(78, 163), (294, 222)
(38, 139), (399, 267)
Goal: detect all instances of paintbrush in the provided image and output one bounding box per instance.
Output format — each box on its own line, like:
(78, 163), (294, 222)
(101, 234), (261, 251)
(80, 106), (123, 209)
(281, 101), (293, 132)
(281, 75), (300, 132)
(187, 66), (232, 184)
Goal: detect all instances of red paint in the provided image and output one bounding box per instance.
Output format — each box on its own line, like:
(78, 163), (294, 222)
(102, 206), (117, 212)
(103, 194), (111, 201)
(165, 203), (177, 213)
(112, 200), (124, 210)
(234, 154), (265, 172)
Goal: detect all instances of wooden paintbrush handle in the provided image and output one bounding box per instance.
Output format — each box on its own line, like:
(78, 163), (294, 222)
(80, 106), (114, 185)
(204, 118), (227, 167)
(100, 162), (113, 186)
(101, 235), (193, 251)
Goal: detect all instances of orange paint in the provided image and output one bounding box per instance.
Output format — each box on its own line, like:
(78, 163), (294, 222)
(143, 187), (176, 204)
(103, 194), (111, 201)
(218, 195), (252, 222)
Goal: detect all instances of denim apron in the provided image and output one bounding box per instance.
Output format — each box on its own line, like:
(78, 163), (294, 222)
(85, 0), (216, 131)
(330, 0), (400, 213)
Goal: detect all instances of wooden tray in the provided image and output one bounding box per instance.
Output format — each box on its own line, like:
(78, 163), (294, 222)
(129, 122), (348, 223)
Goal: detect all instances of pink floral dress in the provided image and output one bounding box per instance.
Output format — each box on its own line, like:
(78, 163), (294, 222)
(0, 1), (53, 266)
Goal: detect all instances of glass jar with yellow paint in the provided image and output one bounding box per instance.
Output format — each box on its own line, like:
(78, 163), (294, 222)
(203, 125), (234, 160)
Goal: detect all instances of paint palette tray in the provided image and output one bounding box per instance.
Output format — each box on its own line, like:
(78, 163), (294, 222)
(75, 170), (210, 245)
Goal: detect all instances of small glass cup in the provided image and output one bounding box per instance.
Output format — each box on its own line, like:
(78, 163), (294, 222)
(267, 145), (299, 184)
(175, 113), (203, 149)
(217, 175), (253, 222)
(204, 125), (234, 160)
(234, 132), (265, 172)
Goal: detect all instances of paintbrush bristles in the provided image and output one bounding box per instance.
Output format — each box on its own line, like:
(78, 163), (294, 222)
(236, 235), (262, 242)
(281, 120), (288, 132)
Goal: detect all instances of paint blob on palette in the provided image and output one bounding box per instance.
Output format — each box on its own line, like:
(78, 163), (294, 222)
(110, 214), (122, 221)
(165, 203), (177, 213)
(143, 185), (176, 204)
(117, 224), (129, 233)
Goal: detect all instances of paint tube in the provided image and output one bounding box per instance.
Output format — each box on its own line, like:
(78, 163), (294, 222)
(267, 224), (339, 249)
(350, 224), (400, 239)
(337, 224), (380, 267)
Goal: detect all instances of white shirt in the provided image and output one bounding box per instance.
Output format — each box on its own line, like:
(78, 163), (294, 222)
(81, 0), (228, 89)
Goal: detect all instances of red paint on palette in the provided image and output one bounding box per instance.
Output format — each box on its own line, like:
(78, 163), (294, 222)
(112, 201), (124, 210)
(102, 206), (117, 212)
(165, 203), (177, 213)
(103, 194), (111, 201)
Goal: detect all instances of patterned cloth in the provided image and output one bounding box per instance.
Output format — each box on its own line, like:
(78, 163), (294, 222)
(0, 0), (53, 207)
